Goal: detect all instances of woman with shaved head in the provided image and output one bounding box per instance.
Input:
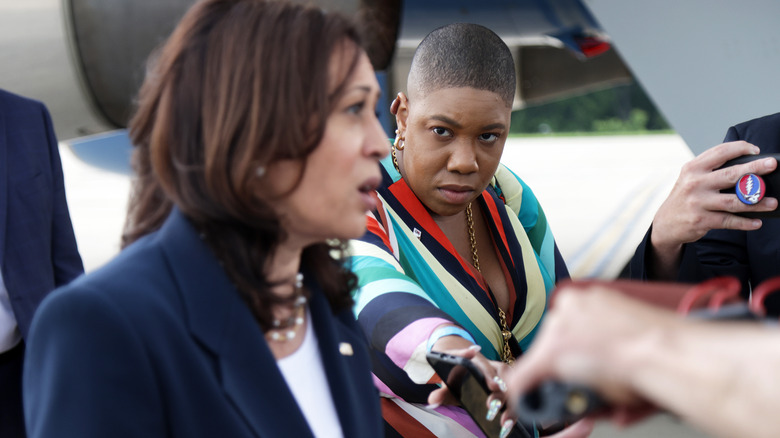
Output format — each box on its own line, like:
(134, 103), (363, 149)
(350, 23), (585, 438)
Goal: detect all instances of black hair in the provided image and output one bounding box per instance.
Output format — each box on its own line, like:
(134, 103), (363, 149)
(408, 23), (515, 106)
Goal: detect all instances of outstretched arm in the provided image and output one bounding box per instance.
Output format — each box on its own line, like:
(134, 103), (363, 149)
(507, 286), (780, 438)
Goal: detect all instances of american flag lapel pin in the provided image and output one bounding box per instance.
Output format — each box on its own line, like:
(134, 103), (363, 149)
(339, 342), (353, 356)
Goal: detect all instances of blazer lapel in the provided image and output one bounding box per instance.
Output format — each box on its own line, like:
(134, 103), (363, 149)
(0, 112), (7, 264)
(158, 210), (313, 438)
(308, 290), (374, 437)
(217, 295), (313, 438)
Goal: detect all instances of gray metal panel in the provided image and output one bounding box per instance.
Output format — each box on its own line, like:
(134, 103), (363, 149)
(0, 0), (110, 140)
(518, 46), (631, 105)
(397, 0), (603, 42)
(66, 0), (194, 128)
(65, 0), (399, 129)
(582, 0), (780, 154)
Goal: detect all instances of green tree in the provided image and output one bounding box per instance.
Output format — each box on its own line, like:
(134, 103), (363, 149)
(510, 82), (671, 135)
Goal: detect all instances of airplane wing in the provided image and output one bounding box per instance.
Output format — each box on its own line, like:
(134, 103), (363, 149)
(582, 0), (780, 154)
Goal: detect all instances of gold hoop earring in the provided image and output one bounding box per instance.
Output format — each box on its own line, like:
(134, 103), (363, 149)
(391, 143), (400, 172)
(392, 130), (405, 172)
(393, 129), (405, 151)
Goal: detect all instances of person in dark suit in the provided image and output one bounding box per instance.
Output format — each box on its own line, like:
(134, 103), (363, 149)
(629, 113), (780, 313)
(0, 89), (83, 438)
(23, 1), (388, 437)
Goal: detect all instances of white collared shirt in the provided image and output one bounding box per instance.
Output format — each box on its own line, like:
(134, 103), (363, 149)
(0, 268), (21, 352)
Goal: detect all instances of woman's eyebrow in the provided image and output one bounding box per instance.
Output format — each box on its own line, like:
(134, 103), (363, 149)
(429, 115), (506, 132)
(429, 114), (461, 128)
(481, 123), (506, 131)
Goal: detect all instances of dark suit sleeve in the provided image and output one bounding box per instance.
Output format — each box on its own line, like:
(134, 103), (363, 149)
(628, 226), (707, 283)
(23, 286), (165, 438)
(627, 226), (654, 280)
(39, 102), (84, 285)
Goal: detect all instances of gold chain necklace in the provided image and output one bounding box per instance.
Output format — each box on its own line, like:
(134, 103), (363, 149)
(466, 203), (515, 365)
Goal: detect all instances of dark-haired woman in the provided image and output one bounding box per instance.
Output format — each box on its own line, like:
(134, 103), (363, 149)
(23, 0), (387, 437)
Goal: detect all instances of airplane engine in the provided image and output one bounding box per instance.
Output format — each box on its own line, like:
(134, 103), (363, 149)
(1, 0), (627, 142)
(1, 0), (400, 141)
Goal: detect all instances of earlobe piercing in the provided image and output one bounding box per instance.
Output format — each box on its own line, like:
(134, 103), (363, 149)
(393, 129), (405, 151)
(391, 129), (405, 172)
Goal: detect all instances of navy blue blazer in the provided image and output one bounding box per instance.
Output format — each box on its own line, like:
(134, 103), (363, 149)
(24, 209), (383, 437)
(0, 89), (83, 339)
(630, 112), (780, 314)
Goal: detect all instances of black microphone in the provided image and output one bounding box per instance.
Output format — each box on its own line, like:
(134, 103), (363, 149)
(515, 381), (606, 430)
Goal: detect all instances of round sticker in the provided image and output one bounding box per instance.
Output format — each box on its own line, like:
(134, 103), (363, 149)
(736, 173), (766, 205)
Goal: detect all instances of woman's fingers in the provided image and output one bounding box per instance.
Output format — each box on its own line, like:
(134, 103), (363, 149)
(426, 384), (457, 408)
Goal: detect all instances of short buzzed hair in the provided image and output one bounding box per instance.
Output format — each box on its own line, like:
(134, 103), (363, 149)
(408, 23), (515, 106)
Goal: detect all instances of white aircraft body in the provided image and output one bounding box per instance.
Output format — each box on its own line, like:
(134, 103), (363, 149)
(4, 1), (780, 436)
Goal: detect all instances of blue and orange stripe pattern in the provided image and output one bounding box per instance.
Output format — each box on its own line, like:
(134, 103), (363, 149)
(349, 156), (568, 436)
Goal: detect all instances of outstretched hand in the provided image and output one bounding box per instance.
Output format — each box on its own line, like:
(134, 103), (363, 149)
(506, 287), (667, 426)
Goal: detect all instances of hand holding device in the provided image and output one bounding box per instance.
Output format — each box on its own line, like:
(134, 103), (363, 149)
(426, 351), (531, 438)
(649, 143), (776, 273)
(719, 153), (780, 218)
(514, 277), (776, 428)
(515, 381), (606, 428)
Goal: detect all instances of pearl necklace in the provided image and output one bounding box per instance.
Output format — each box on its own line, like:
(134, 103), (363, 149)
(266, 273), (307, 342)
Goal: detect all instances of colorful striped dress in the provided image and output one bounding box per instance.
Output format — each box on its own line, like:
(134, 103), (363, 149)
(349, 156), (569, 437)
